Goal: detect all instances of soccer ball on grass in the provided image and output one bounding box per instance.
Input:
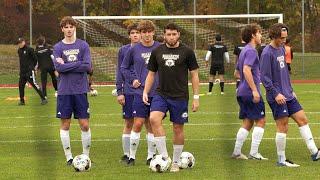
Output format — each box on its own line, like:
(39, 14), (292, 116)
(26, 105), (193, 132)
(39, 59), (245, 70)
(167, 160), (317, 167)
(73, 154), (92, 172)
(178, 152), (195, 169)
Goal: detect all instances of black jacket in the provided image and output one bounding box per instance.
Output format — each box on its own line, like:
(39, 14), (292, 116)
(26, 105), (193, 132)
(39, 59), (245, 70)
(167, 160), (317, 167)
(18, 45), (37, 74)
(35, 44), (54, 70)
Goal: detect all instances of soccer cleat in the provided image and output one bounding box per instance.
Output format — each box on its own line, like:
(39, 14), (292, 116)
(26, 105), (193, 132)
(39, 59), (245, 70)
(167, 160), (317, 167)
(146, 158), (152, 165)
(231, 153), (248, 160)
(277, 159), (300, 167)
(170, 163), (180, 172)
(311, 149), (320, 161)
(249, 153), (268, 160)
(221, 92), (225, 95)
(126, 158), (135, 166)
(207, 92), (212, 95)
(41, 99), (48, 105)
(119, 155), (129, 164)
(18, 101), (25, 106)
(66, 159), (73, 166)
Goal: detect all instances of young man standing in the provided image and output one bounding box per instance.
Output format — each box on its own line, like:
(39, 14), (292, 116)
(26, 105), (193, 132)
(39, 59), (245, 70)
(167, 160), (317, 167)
(116, 23), (141, 163)
(53, 16), (92, 165)
(35, 36), (58, 98)
(205, 34), (229, 95)
(121, 20), (160, 166)
(143, 23), (199, 172)
(231, 24), (267, 160)
(17, 38), (47, 105)
(260, 23), (320, 167)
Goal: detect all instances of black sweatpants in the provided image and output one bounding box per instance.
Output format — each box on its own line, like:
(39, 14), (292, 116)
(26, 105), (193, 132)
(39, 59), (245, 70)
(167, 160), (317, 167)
(19, 70), (46, 102)
(40, 68), (57, 97)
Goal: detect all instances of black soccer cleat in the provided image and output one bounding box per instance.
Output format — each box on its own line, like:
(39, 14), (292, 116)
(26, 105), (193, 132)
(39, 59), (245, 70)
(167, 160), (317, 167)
(119, 155), (129, 164)
(126, 158), (135, 166)
(41, 99), (48, 105)
(18, 101), (25, 106)
(66, 159), (73, 166)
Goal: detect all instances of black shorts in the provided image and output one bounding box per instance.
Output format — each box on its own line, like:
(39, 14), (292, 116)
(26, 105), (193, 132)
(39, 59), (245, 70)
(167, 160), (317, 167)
(210, 65), (224, 75)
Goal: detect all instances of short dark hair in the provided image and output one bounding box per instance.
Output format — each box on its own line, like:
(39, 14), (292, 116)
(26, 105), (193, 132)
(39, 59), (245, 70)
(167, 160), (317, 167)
(36, 36), (45, 45)
(163, 23), (180, 33)
(241, 24), (262, 43)
(127, 23), (138, 35)
(215, 34), (221, 41)
(17, 37), (25, 44)
(269, 23), (288, 40)
(60, 16), (77, 28)
(137, 20), (155, 32)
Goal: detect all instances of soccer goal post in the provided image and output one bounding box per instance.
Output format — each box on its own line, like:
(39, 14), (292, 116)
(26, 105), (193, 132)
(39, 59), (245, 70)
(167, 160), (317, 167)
(72, 14), (283, 83)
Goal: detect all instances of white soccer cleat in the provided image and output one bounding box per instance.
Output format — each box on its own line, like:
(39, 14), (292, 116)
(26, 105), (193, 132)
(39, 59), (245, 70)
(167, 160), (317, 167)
(277, 159), (300, 167)
(249, 153), (268, 160)
(207, 92), (212, 95)
(221, 92), (224, 95)
(231, 153), (248, 160)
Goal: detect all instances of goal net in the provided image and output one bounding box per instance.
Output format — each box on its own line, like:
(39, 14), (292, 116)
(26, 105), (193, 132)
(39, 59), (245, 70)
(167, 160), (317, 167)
(72, 14), (283, 84)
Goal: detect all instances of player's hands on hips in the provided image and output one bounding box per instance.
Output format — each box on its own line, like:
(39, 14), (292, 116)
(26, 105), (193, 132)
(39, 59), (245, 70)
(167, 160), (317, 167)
(142, 92), (150, 105)
(132, 79), (141, 88)
(56, 58), (65, 64)
(252, 90), (260, 103)
(275, 93), (287, 105)
(117, 94), (125, 106)
(192, 99), (199, 112)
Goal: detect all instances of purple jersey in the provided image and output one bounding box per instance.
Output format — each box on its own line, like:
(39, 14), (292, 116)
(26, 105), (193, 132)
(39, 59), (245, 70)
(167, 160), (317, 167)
(116, 44), (135, 95)
(260, 45), (294, 103)
(236, 44), (261, 97)
(120, 41), (160, 97)
(53, 39), (91, 95)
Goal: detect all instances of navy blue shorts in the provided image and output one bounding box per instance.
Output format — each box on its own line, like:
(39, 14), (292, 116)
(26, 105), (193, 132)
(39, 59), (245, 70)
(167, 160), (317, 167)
(133, 94), (152, 118)
(150, 94), (188, 124)
(57, 94), (90, 119)
(122, 94), (134, 119)
(237, 96), (265, 120)
(268, 98), (302, 120)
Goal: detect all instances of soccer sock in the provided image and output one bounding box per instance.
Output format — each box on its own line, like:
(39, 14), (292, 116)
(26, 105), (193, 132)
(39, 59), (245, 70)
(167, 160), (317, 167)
(146, 133), (156, 159)
(154, 136), (169, 158)
(233, 127), (249, 155)
(220, 81), (225, 92)
(173, 145), (184, 164)
(129, 131), (140, 159)
(249, 127), (265, 155)
(209, 82), (213, 92)
(122, 134), (131, 157)
(81, 128), (91, 156)
(276, 132), (286, 163)
(299, 124), (318, 154)
(236, 80), (240, 89)
(60, 129), (73, 161)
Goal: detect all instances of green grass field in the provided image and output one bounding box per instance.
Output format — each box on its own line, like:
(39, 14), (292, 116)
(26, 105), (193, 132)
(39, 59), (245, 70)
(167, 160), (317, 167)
(1, 84), (320, 179)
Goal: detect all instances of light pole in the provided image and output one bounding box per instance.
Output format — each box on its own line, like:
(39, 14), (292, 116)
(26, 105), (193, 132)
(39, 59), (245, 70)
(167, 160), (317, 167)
(29, 0), (32, 46)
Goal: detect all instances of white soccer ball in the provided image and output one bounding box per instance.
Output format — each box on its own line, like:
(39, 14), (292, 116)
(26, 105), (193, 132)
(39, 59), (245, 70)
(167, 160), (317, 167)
(73, 154), (92, 172)
(90, 89), (98, 96)
(149, 155), (171, 173)
(178, 152), (195, 169)
(111, 89), (118, 96)
(214, 78), (221, 84)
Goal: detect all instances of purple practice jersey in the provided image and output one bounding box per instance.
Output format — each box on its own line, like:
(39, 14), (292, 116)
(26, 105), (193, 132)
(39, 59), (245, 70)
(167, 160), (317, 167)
(236, 44), (261, 97)
(116, 44), (135, 95)
(260, 45), (294, 103)
(53, 39), (91, 95)
(120, 41), (160, 97)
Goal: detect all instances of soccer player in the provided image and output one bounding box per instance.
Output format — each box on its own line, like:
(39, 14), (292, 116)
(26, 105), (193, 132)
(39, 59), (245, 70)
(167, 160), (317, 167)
(231, 24), (267, 160)
(17, 37), (47, 105)
(116, 23), (141, 163)
(260, 23), (320, 167)
(35, 35), (58, 98)
(284, 38), (293, 74)
(121, 20), (160, 166)
(143, 23), (200, 172)
(205, 34), (229, 95)
(233, 39), (246, 89)
(53, 16), (92, 166)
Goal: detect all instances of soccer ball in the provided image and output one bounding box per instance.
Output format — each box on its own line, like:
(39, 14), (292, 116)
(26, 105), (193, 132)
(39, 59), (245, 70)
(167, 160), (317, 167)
(149, 155), (171, 173)
(73, 154), (92, 172)
(214, 78), (221, 84)
(178, 152), (195, 169)
(90, 89), (98, 96)
(111, 89), (118, 96)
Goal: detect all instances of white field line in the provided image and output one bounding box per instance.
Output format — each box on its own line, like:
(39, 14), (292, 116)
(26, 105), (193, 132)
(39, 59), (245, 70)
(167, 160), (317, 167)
(0, 137), (319, 143)
(2, 122), (320, 129)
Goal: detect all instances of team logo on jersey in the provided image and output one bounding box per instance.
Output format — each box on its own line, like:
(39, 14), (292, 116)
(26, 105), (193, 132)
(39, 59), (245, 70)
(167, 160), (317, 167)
(63, 49), (80, 62)
(277, 55), (285, 69)
(163, 54), (179, 67)
(214, 45), (224, 48)
(261, 111), (264, 115)
(141, 52), (151, 64)
(87, 108), (90, 113)
(181, 112), (188, 118)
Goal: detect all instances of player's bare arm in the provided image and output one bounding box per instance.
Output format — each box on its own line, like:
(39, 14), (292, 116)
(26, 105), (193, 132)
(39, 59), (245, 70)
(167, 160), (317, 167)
(190, 69), (199, 112)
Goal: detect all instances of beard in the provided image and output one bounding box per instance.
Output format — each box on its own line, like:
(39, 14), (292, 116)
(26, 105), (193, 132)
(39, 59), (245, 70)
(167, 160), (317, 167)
(165, 39), (179, 47)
